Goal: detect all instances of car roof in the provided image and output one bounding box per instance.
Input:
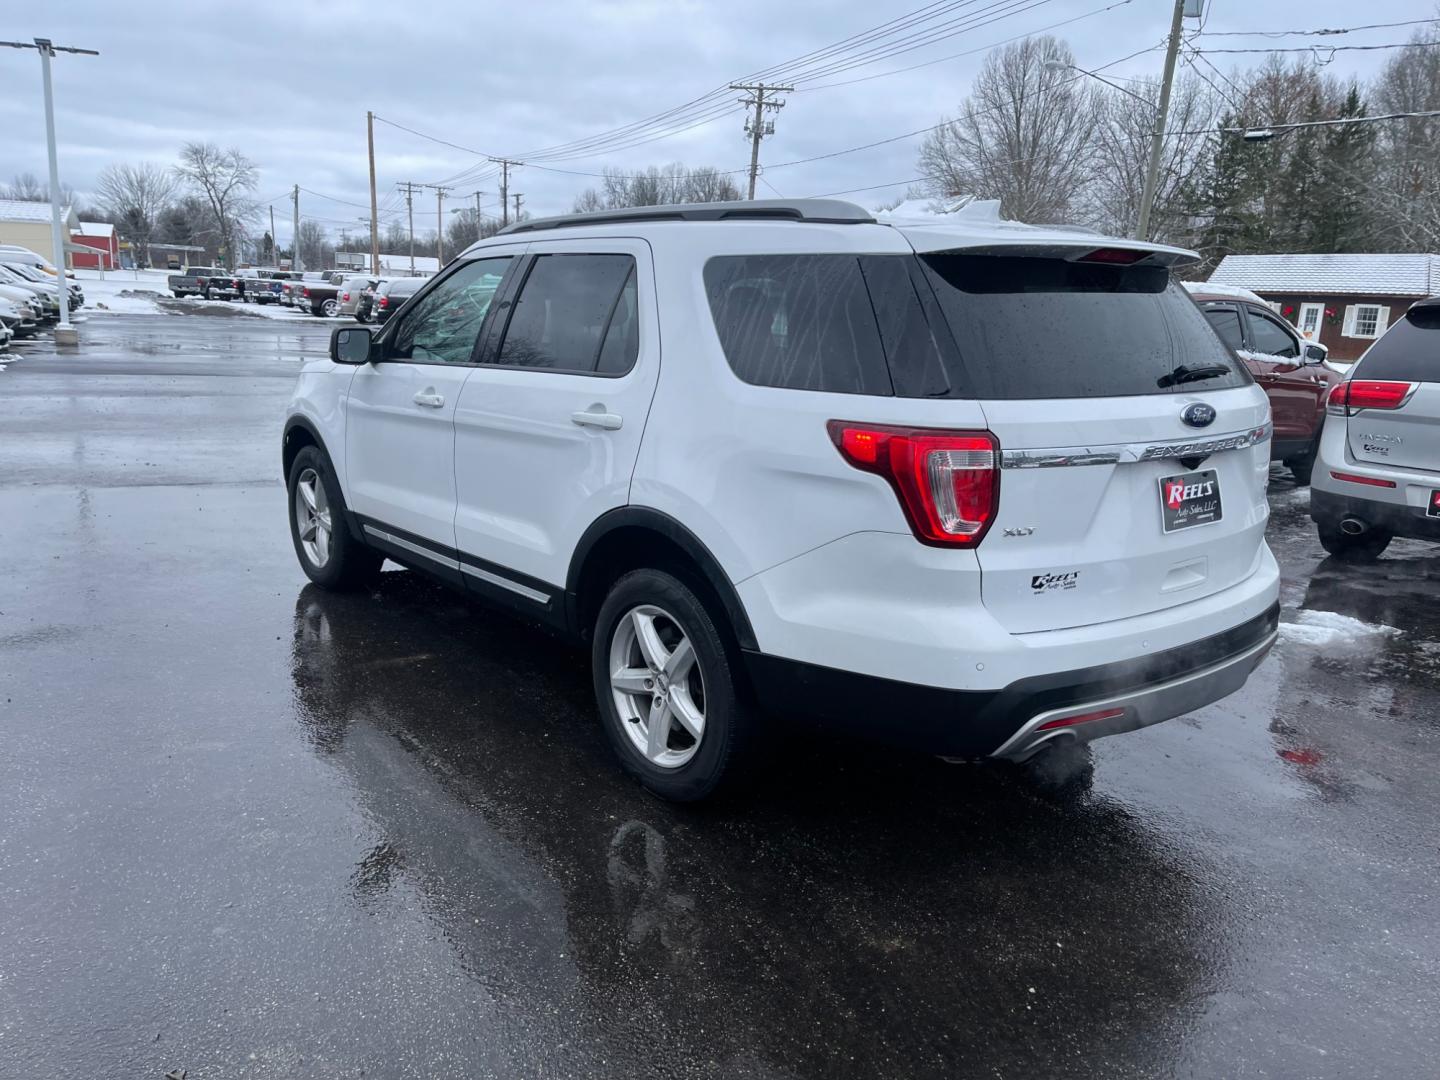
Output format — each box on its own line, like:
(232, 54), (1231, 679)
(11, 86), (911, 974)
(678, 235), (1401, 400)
(463, 197), (1197, 266)
(1182, 280), (1268, 306)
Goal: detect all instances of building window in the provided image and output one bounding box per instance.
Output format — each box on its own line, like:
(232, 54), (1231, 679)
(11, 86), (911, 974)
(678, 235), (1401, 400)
(1343, 304), (1390, 340)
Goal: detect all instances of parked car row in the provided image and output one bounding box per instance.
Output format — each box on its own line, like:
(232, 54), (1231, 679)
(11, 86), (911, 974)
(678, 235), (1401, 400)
(165, 265), (431, 319)
(0, 245), (84, 352)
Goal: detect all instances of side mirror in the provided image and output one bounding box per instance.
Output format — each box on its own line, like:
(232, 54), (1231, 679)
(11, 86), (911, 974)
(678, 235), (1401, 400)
(331, 325), (375, 365)
(1304, 343), (1327, 364)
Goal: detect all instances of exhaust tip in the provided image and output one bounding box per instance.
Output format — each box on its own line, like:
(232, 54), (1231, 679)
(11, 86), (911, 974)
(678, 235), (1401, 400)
(1340, 517), (1367, 536)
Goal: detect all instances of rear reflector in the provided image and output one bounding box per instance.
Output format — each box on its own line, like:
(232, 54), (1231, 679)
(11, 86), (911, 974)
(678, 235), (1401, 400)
(829, 421), (998, 547)
(1079, 247), (1147, 265)
(1329, 471), (1397, 489)
(1037, 707), (1126, 732)
(1328, 380), (1414, 412)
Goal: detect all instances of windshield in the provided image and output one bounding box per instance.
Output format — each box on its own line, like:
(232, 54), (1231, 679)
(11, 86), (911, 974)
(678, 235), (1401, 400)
(920, 254), (1250, 399)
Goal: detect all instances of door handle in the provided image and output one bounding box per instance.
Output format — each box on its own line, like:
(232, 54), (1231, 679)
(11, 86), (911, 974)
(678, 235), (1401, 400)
(571, 409), (623, 431)
(413, 391), (445, 408)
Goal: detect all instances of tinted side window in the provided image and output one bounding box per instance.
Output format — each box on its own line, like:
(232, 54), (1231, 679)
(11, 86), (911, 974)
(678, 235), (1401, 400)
(704, 255), (893, 395)
(595, 267), (639, 375)
(496, 254), (636, 372)
(1353, 306), (1440, 382)
(1203, 305), (1245, 351)
(390, 256), (511, 364)
(1246, 308), (1300, 358)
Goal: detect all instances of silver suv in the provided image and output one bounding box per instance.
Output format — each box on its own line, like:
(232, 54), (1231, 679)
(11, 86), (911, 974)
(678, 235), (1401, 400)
(1311, 297), (1440, 559)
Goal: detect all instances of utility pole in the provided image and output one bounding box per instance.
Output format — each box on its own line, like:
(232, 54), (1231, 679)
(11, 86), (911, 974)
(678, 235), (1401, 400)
(1137, 0), (1187, 241)
(1, 37), (99, 345)
(292, 185), (302, 272)
(426, 184), (449, 266)
(366, 110), (380, 275)
(490, 159), (520, 225)
(730, 82), (793, 200)
(511, 193), (524, 222)
(398, 181), (422, 273)
(269, 204), (277, 265)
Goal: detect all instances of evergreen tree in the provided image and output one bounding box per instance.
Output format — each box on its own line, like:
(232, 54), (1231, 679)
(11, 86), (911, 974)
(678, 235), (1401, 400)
(1310, 84), (1377, 252)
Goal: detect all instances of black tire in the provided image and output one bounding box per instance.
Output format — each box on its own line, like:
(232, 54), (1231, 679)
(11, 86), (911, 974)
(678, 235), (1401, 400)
(1317, 519), (1392, 562)
(1286, 438), (1319, 486)
(286, 445), (383, 590)
(591, 568), (761, 801)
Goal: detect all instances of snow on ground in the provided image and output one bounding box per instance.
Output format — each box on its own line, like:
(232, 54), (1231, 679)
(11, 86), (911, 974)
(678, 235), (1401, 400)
(1279, 609), (1401, 647)
(70, 268), (318, 321)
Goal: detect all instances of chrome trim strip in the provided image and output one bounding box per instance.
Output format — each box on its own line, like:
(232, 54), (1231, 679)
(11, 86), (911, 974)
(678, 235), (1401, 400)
(1000, 423), (1272, 469)
(990, 630), (1278, 759)
(363, 524), (551, 604)
(459, 561), (550, 604)
(363, 525), (460, 570)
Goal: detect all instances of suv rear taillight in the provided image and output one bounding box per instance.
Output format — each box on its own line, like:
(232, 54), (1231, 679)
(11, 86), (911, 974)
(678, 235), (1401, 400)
(377, 296), (389, 308)
(828, 422), (999, 547)
(1328, 380), (1415, 413)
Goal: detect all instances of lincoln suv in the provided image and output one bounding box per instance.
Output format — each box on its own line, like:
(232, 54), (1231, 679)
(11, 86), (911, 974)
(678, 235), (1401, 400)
(282, 198), (1280, 801)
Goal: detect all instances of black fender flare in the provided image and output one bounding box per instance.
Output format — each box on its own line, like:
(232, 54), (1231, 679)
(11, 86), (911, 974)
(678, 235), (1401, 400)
(282, 418), (365, 544)
(566, 507), (758, 651)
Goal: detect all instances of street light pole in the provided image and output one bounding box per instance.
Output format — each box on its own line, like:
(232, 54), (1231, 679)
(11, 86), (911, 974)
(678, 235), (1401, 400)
(1, 37), (99, 345)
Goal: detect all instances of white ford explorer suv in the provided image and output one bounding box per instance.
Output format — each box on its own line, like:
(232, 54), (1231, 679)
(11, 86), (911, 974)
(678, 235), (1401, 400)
(282, 198), (1280, 801)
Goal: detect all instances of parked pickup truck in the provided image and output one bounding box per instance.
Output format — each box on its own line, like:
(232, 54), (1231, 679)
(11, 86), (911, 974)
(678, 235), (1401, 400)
(281, 271), (336, 309)
(168, 267), (233, 299)
(236, 268), (295, 304)
(296, 272), (370, 317)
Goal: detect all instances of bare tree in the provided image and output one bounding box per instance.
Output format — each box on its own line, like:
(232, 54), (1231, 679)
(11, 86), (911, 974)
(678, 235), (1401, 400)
(174, 143), (258, 267)
(917, 35), (1096, 222)
(295, 220), (331, 270)
(573, 162), (742, 211)
(95, 163), (178, 268)
(1087, 74), (1219, 243)
(1369, 18), (1440, 250)
(2, 172), (46, 201)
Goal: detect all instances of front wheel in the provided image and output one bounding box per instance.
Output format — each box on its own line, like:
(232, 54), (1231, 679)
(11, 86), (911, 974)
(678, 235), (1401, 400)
(592, 569), (760, 801)
(287, 446), (383, 590)
(1317, 520), (1392, 562)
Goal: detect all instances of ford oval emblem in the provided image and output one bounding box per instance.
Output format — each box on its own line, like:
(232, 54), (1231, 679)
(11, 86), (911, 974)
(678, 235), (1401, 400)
(1181, 403), (1216, 428)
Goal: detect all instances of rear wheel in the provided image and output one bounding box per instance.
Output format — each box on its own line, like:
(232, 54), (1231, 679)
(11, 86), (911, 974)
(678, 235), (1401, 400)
(592, 569), (760, 801)
(1285, 437), (1319, 485)
(287, 446), (382, 590)
(321, 298), (340, 318)
(1317, 520), (1392, 561)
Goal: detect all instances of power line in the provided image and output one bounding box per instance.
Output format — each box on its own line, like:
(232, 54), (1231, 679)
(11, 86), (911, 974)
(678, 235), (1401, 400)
(795, 0), (1134, 91)
(1195, 18), (1438, 39)
(1195, 40), (1440, 55)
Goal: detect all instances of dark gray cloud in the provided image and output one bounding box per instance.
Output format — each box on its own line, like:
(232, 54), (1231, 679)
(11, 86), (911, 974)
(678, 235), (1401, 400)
(0, 0), (1419, 243)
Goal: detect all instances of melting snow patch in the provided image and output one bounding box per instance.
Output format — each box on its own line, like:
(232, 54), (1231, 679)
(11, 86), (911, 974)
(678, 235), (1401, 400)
(1279, 610), (1401, 647)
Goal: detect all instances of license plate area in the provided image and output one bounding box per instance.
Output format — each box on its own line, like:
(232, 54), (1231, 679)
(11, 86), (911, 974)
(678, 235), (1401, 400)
(1159, 469), (1222, 533)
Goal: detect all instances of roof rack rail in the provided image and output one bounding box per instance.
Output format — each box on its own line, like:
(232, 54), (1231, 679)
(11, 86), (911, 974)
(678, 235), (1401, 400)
(496, 198), (874, 236)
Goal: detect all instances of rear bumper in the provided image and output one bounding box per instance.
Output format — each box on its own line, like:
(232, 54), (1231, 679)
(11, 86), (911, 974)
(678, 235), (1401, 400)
(743, 602), (1280, 759)
(1311, 488), (1440, 543)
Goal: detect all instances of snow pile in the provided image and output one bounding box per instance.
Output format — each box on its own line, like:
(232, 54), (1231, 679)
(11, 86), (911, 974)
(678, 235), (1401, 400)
(1279, 609), (1401, 647)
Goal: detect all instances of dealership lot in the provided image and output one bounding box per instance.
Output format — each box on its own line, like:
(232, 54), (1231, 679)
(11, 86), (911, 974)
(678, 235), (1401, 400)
(2, 314), (1437, 1078)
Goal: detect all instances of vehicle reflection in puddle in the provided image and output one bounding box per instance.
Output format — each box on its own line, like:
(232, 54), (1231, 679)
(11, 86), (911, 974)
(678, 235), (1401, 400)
(288, 575), (1221, 1077)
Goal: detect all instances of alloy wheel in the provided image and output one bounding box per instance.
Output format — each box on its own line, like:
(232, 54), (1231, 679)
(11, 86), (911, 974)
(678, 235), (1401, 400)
(608, 604), (706, 768)
(293, 467), (332, 568)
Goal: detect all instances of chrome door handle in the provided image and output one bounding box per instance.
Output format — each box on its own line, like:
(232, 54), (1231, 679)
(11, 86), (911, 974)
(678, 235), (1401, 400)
(413, 391), (444, 408)
(571, 410), (623, 430)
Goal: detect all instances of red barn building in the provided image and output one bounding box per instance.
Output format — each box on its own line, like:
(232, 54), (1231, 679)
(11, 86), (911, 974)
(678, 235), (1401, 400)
(1208, 253), (1440, 362)
(71, 221), (119, 270)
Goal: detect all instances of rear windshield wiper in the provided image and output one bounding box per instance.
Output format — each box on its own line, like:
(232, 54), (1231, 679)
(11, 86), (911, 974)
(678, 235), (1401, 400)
(1158, 363), (1232, 389)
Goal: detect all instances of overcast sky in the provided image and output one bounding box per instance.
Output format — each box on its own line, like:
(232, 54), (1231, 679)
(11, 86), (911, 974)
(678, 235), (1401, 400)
(0, 0), (1427, 245)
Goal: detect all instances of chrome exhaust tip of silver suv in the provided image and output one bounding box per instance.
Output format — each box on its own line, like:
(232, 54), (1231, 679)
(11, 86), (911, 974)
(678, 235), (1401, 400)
(1340, 517), (1368, 536)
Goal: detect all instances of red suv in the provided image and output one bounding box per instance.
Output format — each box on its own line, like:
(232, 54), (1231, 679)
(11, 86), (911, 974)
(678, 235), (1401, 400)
(1186, 284), (1334, 484)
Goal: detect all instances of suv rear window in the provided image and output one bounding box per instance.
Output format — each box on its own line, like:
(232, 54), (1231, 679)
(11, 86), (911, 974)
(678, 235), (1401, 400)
(1353, 305), (1440, 382)
(921, 254), (1250, 399)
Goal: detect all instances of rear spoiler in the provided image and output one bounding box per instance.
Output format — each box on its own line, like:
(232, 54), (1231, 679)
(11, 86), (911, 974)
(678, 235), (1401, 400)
(923, 241), (1199, 269)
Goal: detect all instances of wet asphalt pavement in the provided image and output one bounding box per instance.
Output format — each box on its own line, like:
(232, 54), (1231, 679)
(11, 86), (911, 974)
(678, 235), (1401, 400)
(2, 314), (1437, 1079)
